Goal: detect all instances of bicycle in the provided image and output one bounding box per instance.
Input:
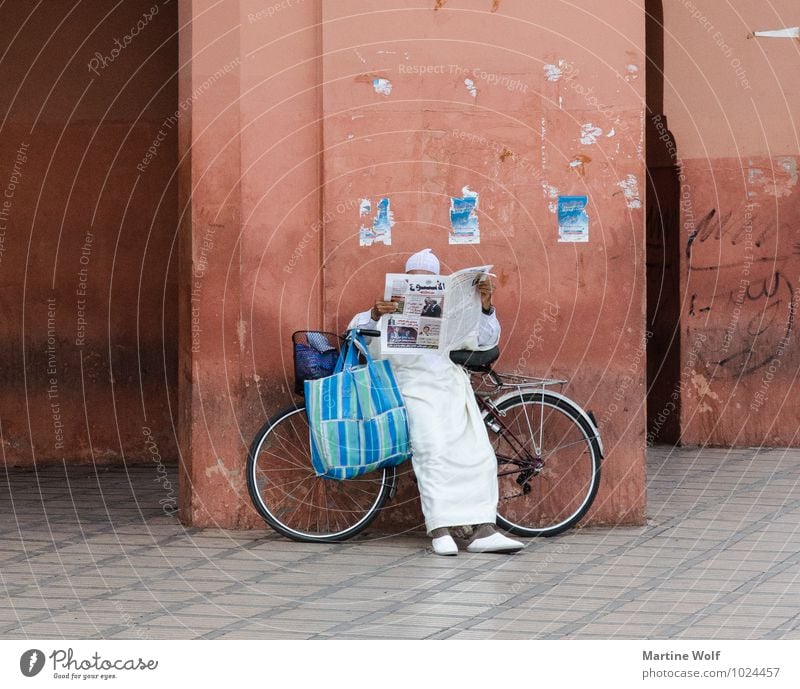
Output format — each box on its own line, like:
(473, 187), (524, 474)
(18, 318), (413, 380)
(246, 328), (604, 543)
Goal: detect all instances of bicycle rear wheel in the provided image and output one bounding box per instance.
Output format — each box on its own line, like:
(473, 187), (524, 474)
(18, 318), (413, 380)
(246, 404), (395, 542)
(486, 391), (601, 537)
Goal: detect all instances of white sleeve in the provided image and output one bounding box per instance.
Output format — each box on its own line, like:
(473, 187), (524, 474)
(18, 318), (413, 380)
(477, 309), (501, 348)
(348, 310), (378, 330)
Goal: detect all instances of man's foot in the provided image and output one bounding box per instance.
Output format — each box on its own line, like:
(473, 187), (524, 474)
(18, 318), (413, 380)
(431, 534), (458, 556)
(467, 532), (523, 553)
(429, 527), (458, 556)
(466, 525), (523, 553)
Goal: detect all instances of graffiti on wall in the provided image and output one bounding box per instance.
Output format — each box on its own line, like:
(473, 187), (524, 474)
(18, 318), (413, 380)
(686, 200), (798, 378)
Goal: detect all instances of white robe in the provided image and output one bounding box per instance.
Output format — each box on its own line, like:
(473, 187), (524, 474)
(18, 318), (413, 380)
(349, 310), (501, 533)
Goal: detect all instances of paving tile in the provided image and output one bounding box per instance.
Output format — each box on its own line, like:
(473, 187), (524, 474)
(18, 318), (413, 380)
(213, 628), (311, 640)
(3, 450), (800, 640)
(263, 607), (367, 623)
(448, 628), (552, 640)
(571, 623), (665, 637)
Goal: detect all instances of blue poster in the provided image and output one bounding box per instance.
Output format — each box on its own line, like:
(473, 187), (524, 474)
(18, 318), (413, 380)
(557, 195), (589, 243)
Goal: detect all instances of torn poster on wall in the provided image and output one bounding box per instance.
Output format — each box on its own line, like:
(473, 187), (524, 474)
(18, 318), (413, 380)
(359, 197), (395, 246)
(557, 195), (589, 243)
(449, 186), (480, 244)
(750, 27), (799, 39)
(373, 78), (393, 95)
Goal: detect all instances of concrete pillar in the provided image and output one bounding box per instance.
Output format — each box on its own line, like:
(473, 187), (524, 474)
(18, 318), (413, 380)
(178, 0), (245, 526)
(178, 0), (323, 527)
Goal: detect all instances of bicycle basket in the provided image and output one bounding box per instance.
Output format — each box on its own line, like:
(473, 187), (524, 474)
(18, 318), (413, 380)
(292, 331), (343, 395)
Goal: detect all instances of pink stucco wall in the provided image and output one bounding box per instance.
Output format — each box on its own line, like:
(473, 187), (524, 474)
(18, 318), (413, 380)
(0, 1), (178, 468)
(179, 0), (647, 528)
(661, 1), (800, 446)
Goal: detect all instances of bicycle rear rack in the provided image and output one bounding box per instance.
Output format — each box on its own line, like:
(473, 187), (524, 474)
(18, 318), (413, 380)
(475, 370), (567, 389)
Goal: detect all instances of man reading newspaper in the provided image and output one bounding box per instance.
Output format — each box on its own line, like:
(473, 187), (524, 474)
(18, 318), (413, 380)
(349, 249), (523, 555)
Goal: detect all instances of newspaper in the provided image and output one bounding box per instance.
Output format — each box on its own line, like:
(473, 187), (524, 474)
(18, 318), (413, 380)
(379, 265), (493, 355)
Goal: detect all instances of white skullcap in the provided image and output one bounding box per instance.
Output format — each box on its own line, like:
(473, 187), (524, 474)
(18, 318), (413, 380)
(405, 248), (440, 274)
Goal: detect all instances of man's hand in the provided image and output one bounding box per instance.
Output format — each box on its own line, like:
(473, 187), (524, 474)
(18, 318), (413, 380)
(370, 300), (399, 321)
(477, 277), (495, 310)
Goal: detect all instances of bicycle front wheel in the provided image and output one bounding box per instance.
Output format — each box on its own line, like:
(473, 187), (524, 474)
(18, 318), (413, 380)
(246, 404), (395, 542)
(486, 392), (602, 537)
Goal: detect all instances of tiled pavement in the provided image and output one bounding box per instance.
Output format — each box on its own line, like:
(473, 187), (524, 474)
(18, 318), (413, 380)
(1, 446), (799, 639)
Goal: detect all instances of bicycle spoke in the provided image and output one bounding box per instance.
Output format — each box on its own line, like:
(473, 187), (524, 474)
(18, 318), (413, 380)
(286, 478), (317, 528)
(489, 392), (600, 536)
(247, 406), (392, 540)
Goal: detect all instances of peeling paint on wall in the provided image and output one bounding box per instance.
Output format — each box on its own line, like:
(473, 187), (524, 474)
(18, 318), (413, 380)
(580, 123), (603, 145)
(625, 64), (639, 81)
(541, 182), (559, 214)
(747, 158), (798, 197)
(690, 372), (720, 413)
(449, 186), (480, 244)
(359, 197), (394, 246)
(373, 78), (392, 95)
(779, 156), (798, 185)
(616, 174), (642, 209)
(544, 60), (566, 82)
(464, 78), (478, 97)
(569, 154), (592, 176)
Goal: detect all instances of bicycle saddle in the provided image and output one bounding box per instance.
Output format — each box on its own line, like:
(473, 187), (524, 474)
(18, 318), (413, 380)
(449, 346), (500, 371)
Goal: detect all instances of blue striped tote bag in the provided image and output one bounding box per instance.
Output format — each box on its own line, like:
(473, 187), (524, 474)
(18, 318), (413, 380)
(304, 332), (411, 480)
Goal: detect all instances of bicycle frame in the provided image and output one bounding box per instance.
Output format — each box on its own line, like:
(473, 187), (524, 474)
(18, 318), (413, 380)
(478, 395), (542, 490)
(469, 373), (559, 497)
(470, 367), (604, 502)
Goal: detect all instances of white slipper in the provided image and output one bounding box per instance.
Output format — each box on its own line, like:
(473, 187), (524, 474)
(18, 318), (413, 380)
(431, 534), (459, 556)
(466, 532), (523, 553)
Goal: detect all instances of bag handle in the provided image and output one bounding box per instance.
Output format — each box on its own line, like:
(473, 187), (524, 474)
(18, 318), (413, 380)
(350, 332), (375, 365)
(333, 330), (375, 374)
(333, 336), (357, 374)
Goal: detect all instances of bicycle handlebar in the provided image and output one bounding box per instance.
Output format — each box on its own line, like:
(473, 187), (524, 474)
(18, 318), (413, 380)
(353, 328), (381, 338)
